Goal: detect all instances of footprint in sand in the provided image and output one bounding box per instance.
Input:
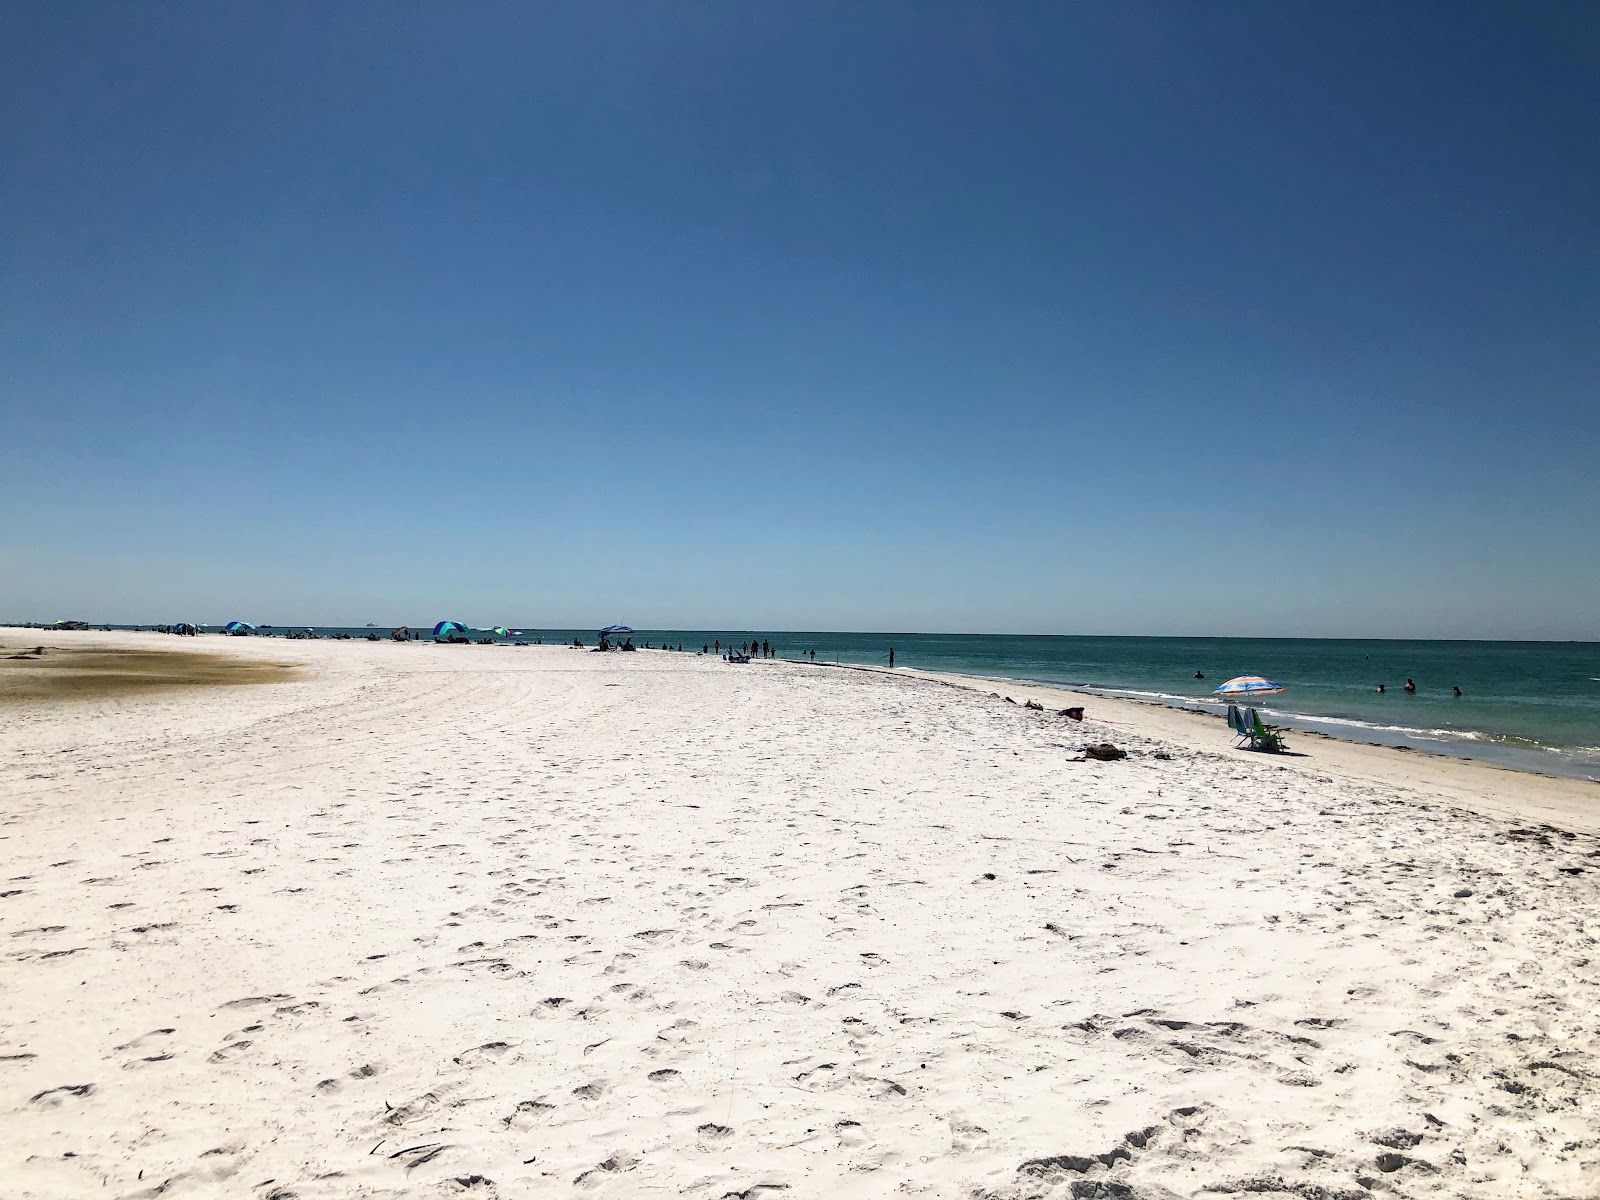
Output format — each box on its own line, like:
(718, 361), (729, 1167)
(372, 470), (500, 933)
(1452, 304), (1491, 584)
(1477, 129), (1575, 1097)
(452, 1042), (513, 1065)
(836, 1118), (872, 1149)
(208, 1039), (254, 1063)
(217, 994), (291, 1010)
(573, 1152), (638, 1187)
(30, 1083), (95, 1106)
(502, 1099), (556, 1130)
(949, 1115), (990, 1154)
(386, 1091), (442, 1125)
(117, 1028), (178, 1067)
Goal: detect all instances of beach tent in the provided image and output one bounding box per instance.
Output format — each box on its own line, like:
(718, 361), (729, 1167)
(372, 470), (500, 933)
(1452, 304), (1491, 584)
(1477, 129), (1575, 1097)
(224, 621), (256, 636)
(432, 620), (471, 643)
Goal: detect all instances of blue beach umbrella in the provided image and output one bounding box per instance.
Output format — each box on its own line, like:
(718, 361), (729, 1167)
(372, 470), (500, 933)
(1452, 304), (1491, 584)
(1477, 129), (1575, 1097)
(599, 625), (633, 636)
(224, 620), (256, 635)
(1212, 675), (1284, 698)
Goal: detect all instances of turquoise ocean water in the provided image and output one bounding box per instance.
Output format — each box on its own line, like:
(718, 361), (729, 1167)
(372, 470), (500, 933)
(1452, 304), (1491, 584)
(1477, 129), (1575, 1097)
(103, 626), (1600, 781)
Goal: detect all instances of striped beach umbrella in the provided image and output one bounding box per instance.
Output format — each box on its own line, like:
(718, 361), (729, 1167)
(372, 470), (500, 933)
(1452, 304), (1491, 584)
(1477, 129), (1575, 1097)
(492, 627), (510, 638)
(1212, 675), (1284, 697)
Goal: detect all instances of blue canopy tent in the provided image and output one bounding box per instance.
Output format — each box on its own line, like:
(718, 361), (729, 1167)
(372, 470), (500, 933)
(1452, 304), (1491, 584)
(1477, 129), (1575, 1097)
(432, 620), (471, 644)
(224, 620), (256, 636)
(597, 624), (633, 651)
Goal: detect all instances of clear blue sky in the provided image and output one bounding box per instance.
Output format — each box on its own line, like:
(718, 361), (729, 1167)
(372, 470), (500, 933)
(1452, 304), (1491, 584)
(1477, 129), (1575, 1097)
(4, 2), (1596, 637)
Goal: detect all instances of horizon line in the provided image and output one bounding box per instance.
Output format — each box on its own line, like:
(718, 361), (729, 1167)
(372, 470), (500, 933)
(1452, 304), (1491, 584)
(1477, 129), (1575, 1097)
(5, 622), (1595, 646)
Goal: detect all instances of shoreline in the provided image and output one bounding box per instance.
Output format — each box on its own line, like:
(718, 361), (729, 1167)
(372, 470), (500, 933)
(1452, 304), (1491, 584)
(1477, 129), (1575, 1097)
(795, 658), (1600, 836)
(2, 627), (1596, 833)
(26, 625), (1596, 783)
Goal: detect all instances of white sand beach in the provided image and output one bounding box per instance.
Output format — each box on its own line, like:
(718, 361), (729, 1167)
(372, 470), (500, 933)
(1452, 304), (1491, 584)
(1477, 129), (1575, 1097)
(2, 630), (1597, 1200)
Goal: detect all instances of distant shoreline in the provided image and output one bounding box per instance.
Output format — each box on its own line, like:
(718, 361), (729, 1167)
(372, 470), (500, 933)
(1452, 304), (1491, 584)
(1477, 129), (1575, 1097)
(7, 625), (1598, 784)
(8, 622), (1598, 644)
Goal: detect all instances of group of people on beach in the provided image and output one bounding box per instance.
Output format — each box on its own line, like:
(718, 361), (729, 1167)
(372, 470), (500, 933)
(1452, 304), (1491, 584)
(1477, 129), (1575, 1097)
(705, 639), (776, 658)
(1376, 678), (1463, 696)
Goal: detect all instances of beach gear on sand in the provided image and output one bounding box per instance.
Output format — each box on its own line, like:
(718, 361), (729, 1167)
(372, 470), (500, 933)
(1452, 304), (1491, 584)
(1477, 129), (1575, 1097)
(1227, 702), (1285, 751)
(1226, 704), (1251, 746)
(1246, 708), (1287, 752)
(1084, 743), (1126, 760)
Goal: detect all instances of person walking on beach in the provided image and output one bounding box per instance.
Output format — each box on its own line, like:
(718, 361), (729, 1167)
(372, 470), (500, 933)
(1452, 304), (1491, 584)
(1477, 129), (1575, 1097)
(762, 639), (770, 658)
(888, 646), (895, 668)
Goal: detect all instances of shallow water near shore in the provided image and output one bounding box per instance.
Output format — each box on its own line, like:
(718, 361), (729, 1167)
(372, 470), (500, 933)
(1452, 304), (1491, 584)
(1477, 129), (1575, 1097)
(80, 626), (1600, 779)
(776, 634), (1600, 781)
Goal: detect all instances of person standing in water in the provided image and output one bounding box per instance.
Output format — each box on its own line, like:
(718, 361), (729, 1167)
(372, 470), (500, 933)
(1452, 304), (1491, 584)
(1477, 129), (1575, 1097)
(1377, 683), (1386, 693)
(888, 646), (895, 668)
(1404, 678), (1416, 693)
(1452, 685), (1462, 697)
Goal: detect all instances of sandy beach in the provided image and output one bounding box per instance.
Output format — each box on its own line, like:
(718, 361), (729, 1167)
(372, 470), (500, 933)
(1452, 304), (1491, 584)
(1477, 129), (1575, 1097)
(2, 629), (1597, 1200)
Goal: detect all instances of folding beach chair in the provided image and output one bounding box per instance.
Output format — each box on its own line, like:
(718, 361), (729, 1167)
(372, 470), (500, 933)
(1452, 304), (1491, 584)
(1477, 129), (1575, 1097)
(1226, 704), (1252, 747)
(1246, 708), (1287, 752)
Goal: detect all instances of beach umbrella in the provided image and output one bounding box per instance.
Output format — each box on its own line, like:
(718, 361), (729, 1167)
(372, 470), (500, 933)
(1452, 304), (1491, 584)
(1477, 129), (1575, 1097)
(599, 624), (633, 635)
(224, 620), (256, 635)
(492, 627), (510, 638)
(432, 620), (470, 638)
(1212, 675), (1284, 698)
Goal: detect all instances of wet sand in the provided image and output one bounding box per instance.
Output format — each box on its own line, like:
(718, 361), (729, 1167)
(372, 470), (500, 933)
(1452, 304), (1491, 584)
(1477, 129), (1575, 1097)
(0, 640), (300, 704)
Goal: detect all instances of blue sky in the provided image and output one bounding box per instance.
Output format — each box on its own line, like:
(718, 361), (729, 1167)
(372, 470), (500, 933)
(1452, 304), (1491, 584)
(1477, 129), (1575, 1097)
(3, 2), (1596, 637)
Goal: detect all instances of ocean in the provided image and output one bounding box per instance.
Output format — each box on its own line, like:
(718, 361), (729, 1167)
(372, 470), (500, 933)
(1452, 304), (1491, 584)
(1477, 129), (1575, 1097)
(101, 625), (1600, 781)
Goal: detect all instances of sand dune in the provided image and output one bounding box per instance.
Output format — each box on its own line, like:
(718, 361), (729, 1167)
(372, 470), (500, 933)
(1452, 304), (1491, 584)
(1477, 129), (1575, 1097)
(1, 631), (1596, 1198)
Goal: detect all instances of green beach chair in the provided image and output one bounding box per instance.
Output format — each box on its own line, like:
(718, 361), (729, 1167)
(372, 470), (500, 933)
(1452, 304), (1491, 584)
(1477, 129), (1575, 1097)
(1247, 708), (1287, 752)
